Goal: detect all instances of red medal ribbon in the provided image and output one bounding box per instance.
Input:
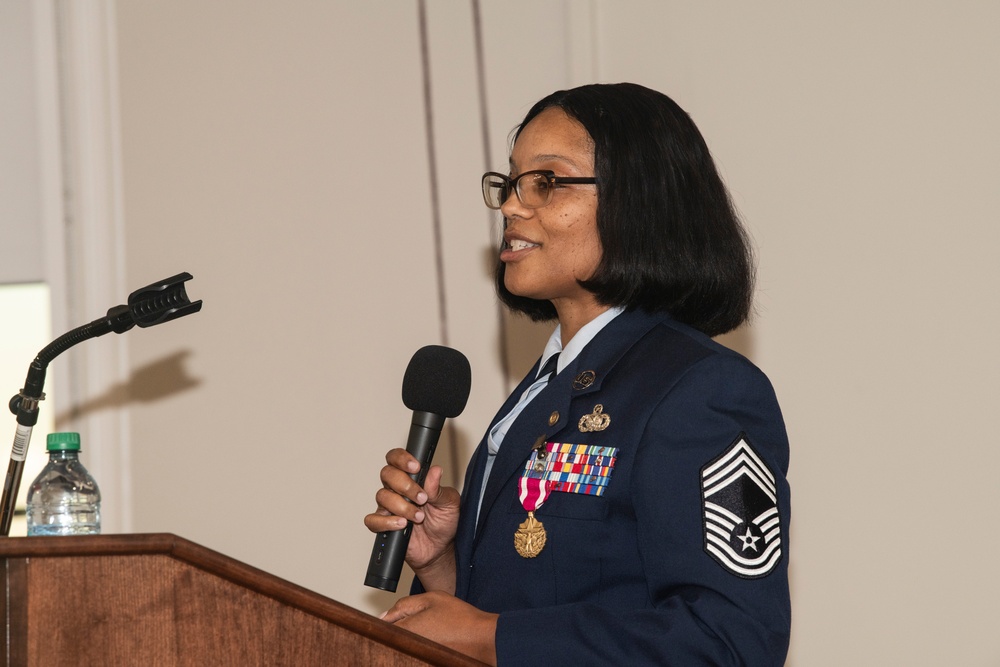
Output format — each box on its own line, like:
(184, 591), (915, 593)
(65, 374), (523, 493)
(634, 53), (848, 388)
(518, 474), (553, 512)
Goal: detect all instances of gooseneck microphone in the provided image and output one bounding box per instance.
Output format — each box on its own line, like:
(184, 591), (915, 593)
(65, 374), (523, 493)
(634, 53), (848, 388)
(364, 345), (471, 592)
(1, 272), (202, 536)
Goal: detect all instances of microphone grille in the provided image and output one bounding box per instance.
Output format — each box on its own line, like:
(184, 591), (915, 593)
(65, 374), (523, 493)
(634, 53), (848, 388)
(401, 345), (472, 418)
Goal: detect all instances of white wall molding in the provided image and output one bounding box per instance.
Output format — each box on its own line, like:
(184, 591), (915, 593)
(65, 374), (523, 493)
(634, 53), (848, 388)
(52, 0), (131, 533)
(32, 1), (68, 335)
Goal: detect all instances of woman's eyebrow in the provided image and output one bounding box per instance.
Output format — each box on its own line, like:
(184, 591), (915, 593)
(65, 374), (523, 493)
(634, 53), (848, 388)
(509, 153), (585, 171)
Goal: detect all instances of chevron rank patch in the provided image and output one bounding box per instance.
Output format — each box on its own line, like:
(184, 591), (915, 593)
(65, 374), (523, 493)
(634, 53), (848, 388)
(701, 434), (782, 578)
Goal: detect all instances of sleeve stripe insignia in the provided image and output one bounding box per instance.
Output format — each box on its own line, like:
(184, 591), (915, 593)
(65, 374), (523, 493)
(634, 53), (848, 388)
(701, 434), (782, 579)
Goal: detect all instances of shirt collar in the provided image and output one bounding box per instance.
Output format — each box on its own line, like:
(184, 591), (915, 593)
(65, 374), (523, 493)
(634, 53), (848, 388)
(537, 306), (625, 379)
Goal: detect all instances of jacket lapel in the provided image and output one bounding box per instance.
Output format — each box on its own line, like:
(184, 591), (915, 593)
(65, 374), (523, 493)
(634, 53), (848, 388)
(472, 309), (666, 547)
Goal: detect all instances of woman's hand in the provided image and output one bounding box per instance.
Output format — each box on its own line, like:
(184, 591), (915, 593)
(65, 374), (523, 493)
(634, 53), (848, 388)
(381, 591), (498, 665)
(364, 447), (461, 592)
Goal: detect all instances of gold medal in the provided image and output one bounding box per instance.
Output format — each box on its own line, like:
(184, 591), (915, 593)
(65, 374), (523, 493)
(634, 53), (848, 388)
(514, 511), (547, 558)
(517, 442), (553, 558)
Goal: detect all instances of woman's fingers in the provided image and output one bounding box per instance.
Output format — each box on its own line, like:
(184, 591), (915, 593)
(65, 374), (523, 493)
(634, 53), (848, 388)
(363, 449), (433, 534)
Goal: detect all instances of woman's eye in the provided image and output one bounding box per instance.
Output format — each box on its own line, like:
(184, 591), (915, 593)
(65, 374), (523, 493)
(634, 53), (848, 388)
(528, 176), (549, 195)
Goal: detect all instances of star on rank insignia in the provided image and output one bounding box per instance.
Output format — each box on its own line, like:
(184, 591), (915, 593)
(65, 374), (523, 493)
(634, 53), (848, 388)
(700, 434), (782, 579)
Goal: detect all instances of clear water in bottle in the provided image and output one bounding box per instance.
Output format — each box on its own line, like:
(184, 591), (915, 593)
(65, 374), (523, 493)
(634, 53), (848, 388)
(26, 432), (101, 536)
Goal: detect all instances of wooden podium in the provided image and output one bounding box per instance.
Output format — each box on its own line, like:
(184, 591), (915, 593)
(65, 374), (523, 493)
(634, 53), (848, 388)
(0, 533), (484, 666)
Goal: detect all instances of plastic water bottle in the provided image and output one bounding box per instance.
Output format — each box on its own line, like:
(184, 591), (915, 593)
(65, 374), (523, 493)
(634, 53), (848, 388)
(26, 432), (101, 536)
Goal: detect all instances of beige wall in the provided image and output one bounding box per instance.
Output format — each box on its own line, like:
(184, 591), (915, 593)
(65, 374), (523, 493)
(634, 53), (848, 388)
(33, 1), (1000, 664)
(597, 4), (1000, 664)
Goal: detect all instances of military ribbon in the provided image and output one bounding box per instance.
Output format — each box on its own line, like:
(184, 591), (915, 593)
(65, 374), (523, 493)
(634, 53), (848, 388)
(514, 474), (552, 558)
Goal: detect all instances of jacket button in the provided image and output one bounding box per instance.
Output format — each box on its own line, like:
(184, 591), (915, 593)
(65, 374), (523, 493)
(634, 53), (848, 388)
(548, 411), (559, 426)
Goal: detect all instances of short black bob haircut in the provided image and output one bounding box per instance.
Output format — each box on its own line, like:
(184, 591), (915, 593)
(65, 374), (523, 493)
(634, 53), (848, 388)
(495, 82), (755, 338)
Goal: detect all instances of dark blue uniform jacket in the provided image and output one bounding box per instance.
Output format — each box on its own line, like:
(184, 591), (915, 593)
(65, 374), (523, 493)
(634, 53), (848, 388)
(424, 309), (791, 665)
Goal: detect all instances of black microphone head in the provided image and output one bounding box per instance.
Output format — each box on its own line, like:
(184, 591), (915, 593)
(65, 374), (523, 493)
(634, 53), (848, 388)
(401, 345), (471, 418)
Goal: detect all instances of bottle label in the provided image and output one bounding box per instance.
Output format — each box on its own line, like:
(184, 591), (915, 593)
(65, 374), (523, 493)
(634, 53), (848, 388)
(11, 425), (31, 462)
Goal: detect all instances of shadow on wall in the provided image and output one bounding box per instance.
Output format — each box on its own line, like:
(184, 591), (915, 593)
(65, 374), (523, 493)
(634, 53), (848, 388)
(714, 325), (756, 361)
(54, 350), (201, 427)
(501, 309), (554, 384)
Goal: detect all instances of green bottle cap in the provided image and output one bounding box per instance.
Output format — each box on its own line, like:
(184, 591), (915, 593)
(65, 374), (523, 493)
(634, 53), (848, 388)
(46, 432), (81, 451)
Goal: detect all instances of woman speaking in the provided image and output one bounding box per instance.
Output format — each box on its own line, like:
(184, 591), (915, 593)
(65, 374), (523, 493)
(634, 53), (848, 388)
(365, 82), (791, 666)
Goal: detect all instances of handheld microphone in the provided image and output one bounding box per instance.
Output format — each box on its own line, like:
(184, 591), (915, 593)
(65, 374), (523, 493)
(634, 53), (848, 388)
(364, 345), (471, 592)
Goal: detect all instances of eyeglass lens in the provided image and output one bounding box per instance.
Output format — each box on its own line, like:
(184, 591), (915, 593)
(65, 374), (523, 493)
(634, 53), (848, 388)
(482, 172), (552, 210)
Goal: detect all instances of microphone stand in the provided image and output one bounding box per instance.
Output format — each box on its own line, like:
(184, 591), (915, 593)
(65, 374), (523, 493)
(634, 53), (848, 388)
(0, 272), (202, 536)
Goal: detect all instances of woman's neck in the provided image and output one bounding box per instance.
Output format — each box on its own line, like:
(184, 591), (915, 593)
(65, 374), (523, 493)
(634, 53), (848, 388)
(553, 298), (612, 347)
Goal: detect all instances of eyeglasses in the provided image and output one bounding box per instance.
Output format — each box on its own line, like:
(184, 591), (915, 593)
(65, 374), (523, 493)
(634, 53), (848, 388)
(481, 170), (597, 210)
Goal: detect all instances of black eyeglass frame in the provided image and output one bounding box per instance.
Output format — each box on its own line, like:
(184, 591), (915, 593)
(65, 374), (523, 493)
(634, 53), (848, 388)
(481, 170), (597, 210)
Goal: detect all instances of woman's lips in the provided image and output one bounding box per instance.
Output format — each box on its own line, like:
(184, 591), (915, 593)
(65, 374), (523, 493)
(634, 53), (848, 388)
(501, 237), (540, 262)
(508, 239), (540, 252)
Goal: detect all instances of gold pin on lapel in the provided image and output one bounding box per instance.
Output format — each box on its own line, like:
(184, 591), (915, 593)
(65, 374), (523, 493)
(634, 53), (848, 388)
(572, 370), (596, 390)
(578, 404), (611, 432)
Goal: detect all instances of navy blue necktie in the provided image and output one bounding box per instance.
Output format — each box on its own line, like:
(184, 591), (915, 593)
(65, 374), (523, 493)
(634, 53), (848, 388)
(538, 353), (560, 380)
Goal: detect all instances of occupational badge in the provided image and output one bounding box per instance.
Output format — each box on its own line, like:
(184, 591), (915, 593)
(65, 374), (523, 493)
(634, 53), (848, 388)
(578, 404), (611, 432)
(701, 434), (782, 578)
(572, 370), (596, 390)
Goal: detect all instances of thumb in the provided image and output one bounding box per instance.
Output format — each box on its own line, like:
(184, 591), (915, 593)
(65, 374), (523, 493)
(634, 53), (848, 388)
(380, 594), (428, 624)
(422, 465), (445, 503)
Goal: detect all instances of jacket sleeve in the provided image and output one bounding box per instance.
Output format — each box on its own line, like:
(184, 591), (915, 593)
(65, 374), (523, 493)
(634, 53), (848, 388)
(494, 353), (792, 666)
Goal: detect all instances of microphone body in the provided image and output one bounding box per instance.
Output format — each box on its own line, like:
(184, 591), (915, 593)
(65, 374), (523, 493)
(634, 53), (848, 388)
(364, 411), (444, 591)
(364, 345), (470, 593)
